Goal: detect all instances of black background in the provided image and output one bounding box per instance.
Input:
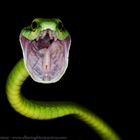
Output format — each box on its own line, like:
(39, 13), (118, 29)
(0, 1), (134, 140)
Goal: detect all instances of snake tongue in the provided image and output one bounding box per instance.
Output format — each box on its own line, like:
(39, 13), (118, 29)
(19, 30), (71, 83)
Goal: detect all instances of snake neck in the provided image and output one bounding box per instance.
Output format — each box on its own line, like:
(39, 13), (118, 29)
(6, 59), (78, 119)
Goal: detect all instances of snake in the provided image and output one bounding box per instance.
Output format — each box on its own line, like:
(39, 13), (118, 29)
(6, 18), (121, 140)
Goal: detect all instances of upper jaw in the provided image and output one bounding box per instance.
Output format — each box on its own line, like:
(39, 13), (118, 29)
(36, 29), (58, 42)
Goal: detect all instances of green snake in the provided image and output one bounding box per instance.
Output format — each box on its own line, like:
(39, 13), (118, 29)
(6, 18), (121, 140)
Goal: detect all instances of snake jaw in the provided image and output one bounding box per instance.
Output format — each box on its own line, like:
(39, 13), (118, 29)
(19, 29), (71, 83)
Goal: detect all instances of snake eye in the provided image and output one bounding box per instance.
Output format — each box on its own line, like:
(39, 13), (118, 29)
(57, 21), (64, 31)
(31, 21), (38, 31)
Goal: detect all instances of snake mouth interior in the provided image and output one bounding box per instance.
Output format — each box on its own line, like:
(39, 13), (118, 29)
(19, 29), (71, 83)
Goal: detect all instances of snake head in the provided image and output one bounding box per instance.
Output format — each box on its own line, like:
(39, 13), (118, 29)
(19, 18), (71, 83)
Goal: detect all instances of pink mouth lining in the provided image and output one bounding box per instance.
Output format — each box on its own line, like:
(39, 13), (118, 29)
(19, 29), (71, 83)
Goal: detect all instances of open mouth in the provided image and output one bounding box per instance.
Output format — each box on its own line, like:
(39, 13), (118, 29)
(19, 29), (71, 83)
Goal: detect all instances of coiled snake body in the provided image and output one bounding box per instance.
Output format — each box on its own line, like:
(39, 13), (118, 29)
(6, 18), (121, 140)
